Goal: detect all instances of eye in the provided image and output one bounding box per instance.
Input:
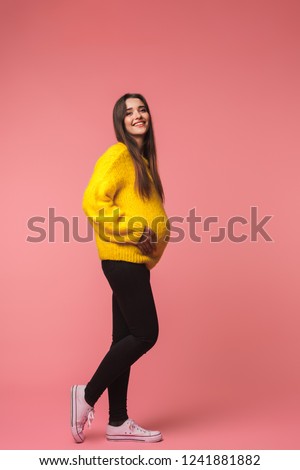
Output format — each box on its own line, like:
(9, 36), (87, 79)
(125, 108), (147, 117)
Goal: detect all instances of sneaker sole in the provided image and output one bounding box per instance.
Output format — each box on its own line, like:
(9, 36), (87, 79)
(106, 433), (163, 443)
(71, 385), (84, 443)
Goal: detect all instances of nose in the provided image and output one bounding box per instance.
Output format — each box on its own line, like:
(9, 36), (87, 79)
(134, 109), (142, 118)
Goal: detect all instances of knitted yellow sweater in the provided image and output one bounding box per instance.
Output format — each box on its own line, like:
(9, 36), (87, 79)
(82, 142), (170, 270)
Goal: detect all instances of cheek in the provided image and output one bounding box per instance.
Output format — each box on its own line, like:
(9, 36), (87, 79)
(124, 119), (131, 131)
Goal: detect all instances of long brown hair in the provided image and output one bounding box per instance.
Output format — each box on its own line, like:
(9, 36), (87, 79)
(112, 93), (165, 203)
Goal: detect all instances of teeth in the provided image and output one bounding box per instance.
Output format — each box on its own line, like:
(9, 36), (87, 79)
(134, 122), (144, 126)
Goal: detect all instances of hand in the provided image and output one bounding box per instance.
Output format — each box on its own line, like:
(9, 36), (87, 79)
(122, 226), (157, 255)
(137, 226), (157, 255)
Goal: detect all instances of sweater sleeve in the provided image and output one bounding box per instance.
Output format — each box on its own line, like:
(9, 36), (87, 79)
(82, 149), (144, 244)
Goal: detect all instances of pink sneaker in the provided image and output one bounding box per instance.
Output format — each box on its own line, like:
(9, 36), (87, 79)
(71, 385), (95, 443)
(106, 418), (162, 442)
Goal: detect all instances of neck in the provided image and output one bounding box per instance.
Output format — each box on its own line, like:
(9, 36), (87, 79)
(133, 136), (144, 152)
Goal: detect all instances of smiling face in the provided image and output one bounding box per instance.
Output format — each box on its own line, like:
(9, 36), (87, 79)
(123, 98), (150, 145)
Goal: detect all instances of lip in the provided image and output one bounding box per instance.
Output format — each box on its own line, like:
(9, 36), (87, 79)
(133, 121), (145, 126)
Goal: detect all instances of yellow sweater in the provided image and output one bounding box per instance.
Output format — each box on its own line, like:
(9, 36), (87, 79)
(82, 142), (170, 270)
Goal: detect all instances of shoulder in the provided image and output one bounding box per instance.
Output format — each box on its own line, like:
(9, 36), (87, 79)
(104, 141), (128, 158)
(94, 142), (130, 172)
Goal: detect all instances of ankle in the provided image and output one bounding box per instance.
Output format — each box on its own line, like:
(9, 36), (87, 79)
(84, 390), (94, 408)
(109, 419), (127, 427)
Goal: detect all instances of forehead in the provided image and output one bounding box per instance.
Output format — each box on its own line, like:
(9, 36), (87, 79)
(125, 97), (145, 109)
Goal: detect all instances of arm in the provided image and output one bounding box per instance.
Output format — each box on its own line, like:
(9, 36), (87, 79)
(82, 152), (144, 244)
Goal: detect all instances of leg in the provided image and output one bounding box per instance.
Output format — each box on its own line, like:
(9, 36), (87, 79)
(84, 260), (158, 408)
(107, 292), (131, 425)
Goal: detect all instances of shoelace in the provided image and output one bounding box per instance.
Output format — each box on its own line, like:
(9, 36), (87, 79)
(87, 409), (95, 428)
(128, 419), (147, 433)
(80, 408), (95, 431)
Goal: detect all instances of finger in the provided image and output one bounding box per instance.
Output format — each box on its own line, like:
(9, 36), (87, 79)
(142, 242), (151, 255)
(142, 244), (150, 255)
(138, 243), (147, 255)
(147, 244), (154, 254)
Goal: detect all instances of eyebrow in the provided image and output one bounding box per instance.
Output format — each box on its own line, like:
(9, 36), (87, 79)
(126, 105), (146, 110)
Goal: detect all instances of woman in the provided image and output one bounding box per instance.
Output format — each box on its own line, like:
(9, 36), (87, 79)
(71, 93), (170, 443)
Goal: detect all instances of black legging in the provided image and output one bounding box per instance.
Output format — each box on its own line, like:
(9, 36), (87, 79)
(84, 260), (159, 424)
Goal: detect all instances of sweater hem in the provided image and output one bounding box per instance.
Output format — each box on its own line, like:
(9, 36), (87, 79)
(95, 238), (161, 270)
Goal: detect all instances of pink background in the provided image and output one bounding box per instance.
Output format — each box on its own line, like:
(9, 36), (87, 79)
(1, 0), (299, 450)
